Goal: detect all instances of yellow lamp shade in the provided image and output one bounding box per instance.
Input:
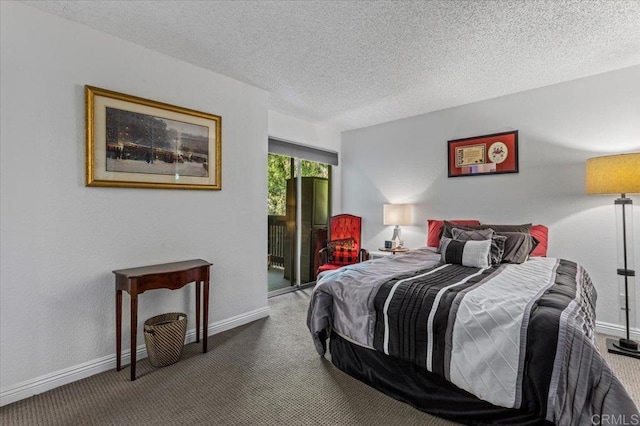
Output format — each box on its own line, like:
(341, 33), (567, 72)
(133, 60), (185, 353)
(586, 153), (640, 195)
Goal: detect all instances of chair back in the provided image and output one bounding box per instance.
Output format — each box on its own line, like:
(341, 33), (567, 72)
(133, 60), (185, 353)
(329, 214), (362, 251)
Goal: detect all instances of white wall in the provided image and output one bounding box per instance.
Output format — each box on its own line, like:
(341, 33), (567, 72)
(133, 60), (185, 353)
(1, 2), (269, 402)
(268, 110), (342, 213)
(342, 66), (640, 330)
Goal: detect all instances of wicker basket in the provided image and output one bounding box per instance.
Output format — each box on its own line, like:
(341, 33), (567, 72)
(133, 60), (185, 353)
(143, 313), (187, 368)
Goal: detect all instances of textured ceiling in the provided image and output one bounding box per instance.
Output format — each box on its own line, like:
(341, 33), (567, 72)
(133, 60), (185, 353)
(25, 0), (640, 130)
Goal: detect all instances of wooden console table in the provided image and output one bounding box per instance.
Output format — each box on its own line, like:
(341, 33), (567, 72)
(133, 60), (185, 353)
(113, 259), (212, 381)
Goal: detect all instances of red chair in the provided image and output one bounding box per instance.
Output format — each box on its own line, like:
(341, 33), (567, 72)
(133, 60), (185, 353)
(317, 214), (369, 275)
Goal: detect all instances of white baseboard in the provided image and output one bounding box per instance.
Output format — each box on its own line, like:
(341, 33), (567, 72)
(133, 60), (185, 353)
(595, 320), (640, 340)
(1, 311), (632, 408)
(0, 306), (270, 407)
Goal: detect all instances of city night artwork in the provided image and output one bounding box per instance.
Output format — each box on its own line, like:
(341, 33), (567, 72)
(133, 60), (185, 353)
(86, 86), (221, 190)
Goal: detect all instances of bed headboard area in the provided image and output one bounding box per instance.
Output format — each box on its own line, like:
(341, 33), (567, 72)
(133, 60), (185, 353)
(426, 219), (549, 258)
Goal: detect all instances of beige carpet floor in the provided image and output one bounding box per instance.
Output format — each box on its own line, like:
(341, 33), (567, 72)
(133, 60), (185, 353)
(1, 288), (638, 425)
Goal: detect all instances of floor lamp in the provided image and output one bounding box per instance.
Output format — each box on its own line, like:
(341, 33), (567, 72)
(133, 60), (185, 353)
(586, 152), (640, 359)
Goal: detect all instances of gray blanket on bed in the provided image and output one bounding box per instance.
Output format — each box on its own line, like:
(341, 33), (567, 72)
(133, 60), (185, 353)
(307, 248), (639, 425)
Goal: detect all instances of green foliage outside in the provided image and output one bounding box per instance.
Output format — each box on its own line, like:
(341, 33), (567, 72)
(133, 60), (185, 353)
(268, 154), (329, 216)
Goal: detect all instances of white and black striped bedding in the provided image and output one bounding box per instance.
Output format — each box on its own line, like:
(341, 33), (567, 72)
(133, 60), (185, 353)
(307, 248), (639, 425)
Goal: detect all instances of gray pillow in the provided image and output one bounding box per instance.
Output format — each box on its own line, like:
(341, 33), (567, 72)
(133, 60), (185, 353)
(441, 221), (532, 239)
(491, 235), (508, 265)
(451, 227), (505, 265)
(480, 223), (532, 233)
(439, 237), (491, 269)
(500, 232), (538, 264)
(451, 227), (494, 241)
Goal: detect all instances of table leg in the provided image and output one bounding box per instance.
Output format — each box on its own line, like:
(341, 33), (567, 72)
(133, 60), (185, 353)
(195, 281), (201, 343)
(116, 290), (122, 371)
(130, 294), (138, 381)
(203, 281), (210, 353)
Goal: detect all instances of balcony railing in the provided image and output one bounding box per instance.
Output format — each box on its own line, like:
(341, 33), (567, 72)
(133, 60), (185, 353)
(268, 215), (287, 268)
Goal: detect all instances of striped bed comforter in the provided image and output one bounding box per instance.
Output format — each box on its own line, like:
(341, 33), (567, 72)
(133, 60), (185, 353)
(307, 248), (638, 425)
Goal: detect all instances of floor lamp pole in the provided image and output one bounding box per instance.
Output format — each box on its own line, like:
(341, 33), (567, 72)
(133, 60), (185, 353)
(607, 194), (640, 358)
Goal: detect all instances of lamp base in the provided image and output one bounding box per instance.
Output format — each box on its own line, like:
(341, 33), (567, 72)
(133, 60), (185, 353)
(606, 338), (640, 359)
(391, 226), (402, 248)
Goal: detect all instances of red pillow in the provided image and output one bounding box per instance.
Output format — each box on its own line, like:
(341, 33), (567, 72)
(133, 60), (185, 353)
(530, 225), (548, 257)
(426, 219), (481, 247)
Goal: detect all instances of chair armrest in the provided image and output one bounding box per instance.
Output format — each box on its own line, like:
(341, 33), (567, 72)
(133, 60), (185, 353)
(319, 247), (329, 265)
(359, 248), (370, 262)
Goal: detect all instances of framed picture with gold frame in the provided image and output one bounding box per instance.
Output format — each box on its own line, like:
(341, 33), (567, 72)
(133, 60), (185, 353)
(86, 85), (221, 189)
(448, 130), (518, 178)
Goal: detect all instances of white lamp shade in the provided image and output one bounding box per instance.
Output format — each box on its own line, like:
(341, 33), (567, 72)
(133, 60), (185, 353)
(383, 204), (412, 226)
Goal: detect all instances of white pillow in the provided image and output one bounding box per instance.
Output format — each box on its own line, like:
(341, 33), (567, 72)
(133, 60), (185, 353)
(439, 237), (491, 268)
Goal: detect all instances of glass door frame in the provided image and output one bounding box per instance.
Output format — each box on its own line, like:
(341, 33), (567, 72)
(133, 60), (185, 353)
(268, 157), (331, 297)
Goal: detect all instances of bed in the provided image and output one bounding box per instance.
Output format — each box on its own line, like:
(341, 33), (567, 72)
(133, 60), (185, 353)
(307, 222), (639, 425)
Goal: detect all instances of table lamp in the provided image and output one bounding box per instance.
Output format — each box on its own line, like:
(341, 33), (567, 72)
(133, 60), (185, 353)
(586, 152), (640, 359)
(383, 204), (412, 248)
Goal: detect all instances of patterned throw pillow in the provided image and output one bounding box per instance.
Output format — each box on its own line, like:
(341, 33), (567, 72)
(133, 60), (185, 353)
(331, 246), (359, 266)
(327, 238), (358, 265)
(327, 238), (355, 251)
(439, 237), (491, 269)
(451, 227), (506, 265)
(451, 227), (494, 242)
(491, 235), (508, 265)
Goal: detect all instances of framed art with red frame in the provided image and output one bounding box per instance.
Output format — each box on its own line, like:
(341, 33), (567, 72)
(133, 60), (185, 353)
(448, 130), (518, 178)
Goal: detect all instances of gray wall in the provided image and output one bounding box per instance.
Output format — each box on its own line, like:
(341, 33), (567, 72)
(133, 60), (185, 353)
(1, 1), (270, 401)
(342, 65), (640, 329)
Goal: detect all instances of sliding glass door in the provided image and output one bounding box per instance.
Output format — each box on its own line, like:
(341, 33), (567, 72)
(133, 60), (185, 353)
(267, 151), (332, 295)
(299, 160), (329, 286)
(267, 154), (295, 292)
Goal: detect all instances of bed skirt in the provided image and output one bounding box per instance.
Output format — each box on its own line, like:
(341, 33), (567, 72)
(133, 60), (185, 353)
(329, 331), (552, 425)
